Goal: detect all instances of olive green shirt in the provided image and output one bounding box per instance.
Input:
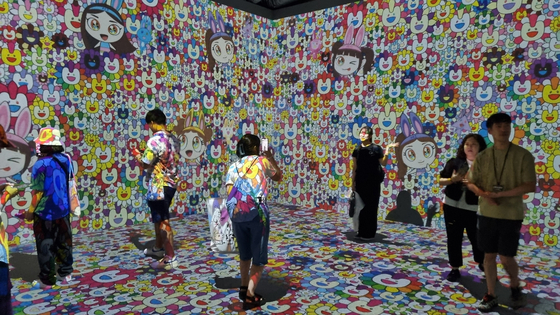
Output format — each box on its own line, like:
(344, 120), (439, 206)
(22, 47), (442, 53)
(469, 143), (536, 220)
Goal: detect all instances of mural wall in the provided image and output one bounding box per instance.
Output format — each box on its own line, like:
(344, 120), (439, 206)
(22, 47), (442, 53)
(0, 0), (559, 249)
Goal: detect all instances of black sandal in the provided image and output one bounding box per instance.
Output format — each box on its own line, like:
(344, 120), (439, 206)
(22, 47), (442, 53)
(239, 286), (248, 300)
(243, 293), (264, 310)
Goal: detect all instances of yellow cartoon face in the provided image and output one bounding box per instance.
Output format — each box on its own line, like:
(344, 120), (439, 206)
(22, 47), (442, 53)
(91, 77), (107, 94)
(542, 108), (558, 123)
(542, 79), (560, 103)
(468, 66), (485, 81)
(1, 48), (22, 66)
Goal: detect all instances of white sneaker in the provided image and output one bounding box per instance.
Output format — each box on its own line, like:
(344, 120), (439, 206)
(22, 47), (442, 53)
(57, 273), (74, 285)
(144, 247), (165, 259)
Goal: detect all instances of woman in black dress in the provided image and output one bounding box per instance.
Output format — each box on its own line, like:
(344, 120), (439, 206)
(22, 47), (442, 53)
(351, 126), (397, 240)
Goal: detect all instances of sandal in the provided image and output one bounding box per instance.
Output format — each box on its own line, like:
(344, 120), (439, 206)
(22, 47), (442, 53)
(239, 286), (248, 300)
(243, 293), (264, 310)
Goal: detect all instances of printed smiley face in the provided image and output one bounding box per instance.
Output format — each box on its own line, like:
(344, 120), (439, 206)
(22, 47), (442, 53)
(1, 48), (22, 67)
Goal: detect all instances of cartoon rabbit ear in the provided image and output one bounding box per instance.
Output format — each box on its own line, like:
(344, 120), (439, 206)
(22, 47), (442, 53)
(409, 112), (424, 134)
(344, 25), (355, 45)
(354, 25), (365, 47)
(14, 108), (32, 138)
(208, 13), (217, 33)
(216, 12), (226, 32)
(400, 114), (411, 137)
(0, 103), (9, 128)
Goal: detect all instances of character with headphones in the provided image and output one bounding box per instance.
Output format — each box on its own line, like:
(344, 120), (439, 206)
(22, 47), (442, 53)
(225, 134), (282, 310)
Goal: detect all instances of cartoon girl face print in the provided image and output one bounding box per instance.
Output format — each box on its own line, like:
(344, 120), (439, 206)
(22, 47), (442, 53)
(85, 11), (124, 49)
(400, 139), (436, 170)
(178, 131), (205, 161)
(211, 37), (234, 64)
(0, 102), (34, 184)
(80, 1), (135, 54)
(334, 54), (361, 76)
(173, 110), (213, 163)
(395, 112), (438, 180)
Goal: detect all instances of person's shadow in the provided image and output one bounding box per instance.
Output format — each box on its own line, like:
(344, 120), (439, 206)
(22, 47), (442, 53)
(457, 272), (540, 314)
(9, 252), (40, 283)
(385, 190), (424, 226)
(214, 275), (290, 311)
(344, 231), (406, 246)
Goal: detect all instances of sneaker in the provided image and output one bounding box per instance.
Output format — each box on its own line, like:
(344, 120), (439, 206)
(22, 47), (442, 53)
(144, 247), (165, 259)
(477, 293), (498, 312)
(511, 286), (525, 309)
(32, 279), (52, 290)
(151, 255), (177, 269)
(446, 269), (461, 282)
(56, 273), (74, 285)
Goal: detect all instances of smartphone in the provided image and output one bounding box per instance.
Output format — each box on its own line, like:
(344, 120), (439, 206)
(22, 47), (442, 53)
(260, 138), (269, 152)
(457, 163), (469, 176)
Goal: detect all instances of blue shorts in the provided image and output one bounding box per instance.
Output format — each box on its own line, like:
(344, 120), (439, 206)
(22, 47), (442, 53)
(147, 187), (176, 223)
(233, 215), (270, 266)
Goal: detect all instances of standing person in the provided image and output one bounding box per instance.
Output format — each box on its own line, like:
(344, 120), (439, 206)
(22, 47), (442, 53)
(439, 134), (487, 282)
(225, 134), (282, 310)
(467, 113), (536, 312)
(351, 126), (397, 241)
(24, 127), (75, 289)
(134, 109), (180, 269)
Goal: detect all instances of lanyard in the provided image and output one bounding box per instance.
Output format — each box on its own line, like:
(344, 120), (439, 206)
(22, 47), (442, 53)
(492, 143), (511, 186)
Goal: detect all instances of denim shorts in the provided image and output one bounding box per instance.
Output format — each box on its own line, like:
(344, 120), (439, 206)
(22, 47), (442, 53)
(147, 187), (176, 223)
(233, 215), (270, 266)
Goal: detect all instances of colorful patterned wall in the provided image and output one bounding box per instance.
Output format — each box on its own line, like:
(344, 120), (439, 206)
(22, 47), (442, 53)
(0, 0), (559, 249)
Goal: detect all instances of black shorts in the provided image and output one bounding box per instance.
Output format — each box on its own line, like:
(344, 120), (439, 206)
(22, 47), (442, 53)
(477, 216), (522, 257)
(233, 215), (269, 266)
(147, 187), (176, 223)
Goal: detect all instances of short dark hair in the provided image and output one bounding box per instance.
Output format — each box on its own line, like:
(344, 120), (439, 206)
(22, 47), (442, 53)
(360, 126), (373, 136)
(486, 113), (511, 129)
(39, 145), (64, 156)
(456, 134), (487, 159)
(145, 108), (167, 125)
(236, 134), (260, 158)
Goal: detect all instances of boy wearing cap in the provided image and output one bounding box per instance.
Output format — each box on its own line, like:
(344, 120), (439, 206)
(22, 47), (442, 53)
(25, 127), (75, 288)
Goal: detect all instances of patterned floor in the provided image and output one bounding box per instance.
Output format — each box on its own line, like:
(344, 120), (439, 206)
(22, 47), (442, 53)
(9, 204), (560, 314)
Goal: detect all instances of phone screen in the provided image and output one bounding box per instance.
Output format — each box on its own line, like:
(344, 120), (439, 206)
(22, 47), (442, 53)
(260, 138), (269, 152)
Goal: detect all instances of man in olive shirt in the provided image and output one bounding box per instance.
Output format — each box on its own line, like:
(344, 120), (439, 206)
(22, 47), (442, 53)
(467, 113), (536, 312)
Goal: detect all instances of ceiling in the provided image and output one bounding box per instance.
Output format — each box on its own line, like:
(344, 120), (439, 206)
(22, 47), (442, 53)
(212, 0), (356, 19)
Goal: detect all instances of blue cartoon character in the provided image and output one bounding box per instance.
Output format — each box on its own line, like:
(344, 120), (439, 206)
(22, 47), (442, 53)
(205, 11), (235, 72)
(331, 25), (374, 78)
(394, 112), (438, 181)
(81, 0), (135, 54)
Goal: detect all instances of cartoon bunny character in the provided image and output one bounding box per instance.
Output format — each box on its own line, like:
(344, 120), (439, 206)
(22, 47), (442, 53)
(0, 103), (35, 187)
(331, 25), (374, 77)
(394, 112), (438, 181)
(205, 11), (235, 72)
